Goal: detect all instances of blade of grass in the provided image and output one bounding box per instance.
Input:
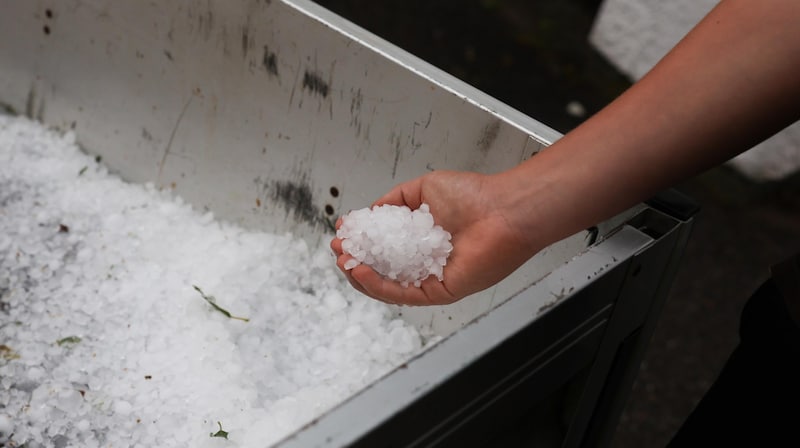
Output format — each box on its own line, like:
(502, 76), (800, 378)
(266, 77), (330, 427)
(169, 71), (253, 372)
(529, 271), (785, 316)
(56, 336), (82, 346)
(192, 285), (249, 322)
(210, 421), (229, 439)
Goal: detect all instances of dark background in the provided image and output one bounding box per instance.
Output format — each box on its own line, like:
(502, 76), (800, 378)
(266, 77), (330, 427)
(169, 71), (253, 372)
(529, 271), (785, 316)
(313, 1), (800, 446)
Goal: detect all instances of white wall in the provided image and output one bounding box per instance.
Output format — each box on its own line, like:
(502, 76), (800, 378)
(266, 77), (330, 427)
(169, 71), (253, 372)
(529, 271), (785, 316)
(589, 0), (800, 181)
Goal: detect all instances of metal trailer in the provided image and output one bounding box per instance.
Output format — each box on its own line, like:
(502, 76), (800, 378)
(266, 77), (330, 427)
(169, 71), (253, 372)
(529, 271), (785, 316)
(0, 1), (695, 446)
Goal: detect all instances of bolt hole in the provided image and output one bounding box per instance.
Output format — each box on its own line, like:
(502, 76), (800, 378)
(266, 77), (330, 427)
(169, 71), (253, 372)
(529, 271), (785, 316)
(43, 25), (50, 35)
(45, 9), (53, 18)
(324, 204), (334, 215)
(329, 186), (339, 198)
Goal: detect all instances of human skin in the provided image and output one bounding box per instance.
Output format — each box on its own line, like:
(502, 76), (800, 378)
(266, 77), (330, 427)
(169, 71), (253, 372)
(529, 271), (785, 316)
(331, 0), (800, 306)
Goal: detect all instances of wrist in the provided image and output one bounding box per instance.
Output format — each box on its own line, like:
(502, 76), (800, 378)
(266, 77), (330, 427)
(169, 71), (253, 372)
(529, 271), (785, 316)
(486, 164), (557, 257)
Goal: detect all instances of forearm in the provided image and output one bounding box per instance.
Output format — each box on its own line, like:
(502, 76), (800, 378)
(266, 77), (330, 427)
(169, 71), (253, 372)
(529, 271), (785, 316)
(498, 0), (800, 251)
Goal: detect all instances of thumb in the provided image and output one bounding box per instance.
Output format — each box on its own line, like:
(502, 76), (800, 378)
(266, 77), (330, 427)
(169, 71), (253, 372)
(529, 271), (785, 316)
(372, 177), (424, 209)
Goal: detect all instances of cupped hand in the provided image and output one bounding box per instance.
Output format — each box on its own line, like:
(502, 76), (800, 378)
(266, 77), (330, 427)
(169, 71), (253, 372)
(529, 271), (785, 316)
(330, 170), (541, 306)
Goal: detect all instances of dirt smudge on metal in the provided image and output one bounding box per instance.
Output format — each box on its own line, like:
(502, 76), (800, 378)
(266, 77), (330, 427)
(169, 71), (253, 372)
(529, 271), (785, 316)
(349, 87), (363, 138)
(477, 119), (501, 154)
(257, 175), (327, 229)
(302, 70), (329, 98)
(263, 46), (279, 77)
(241, 27), (250, 56)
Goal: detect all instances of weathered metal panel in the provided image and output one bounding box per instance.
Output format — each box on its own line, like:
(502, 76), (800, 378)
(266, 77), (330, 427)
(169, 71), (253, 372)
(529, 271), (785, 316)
(0, 0), (637, 334)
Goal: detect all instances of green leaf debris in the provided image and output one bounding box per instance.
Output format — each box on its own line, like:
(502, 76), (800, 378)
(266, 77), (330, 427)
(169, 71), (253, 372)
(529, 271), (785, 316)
(210, 421), (229, 439)
(0, 344), (20, 361)
(57, 336), (82, 346)
(193, 285), (249, 322)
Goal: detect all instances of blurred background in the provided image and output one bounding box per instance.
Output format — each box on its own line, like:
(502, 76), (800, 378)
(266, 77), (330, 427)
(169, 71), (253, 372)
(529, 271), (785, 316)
(313, 1), (800, 446)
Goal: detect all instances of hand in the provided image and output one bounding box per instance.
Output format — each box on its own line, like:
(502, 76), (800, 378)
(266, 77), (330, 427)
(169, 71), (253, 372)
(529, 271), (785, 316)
(330, 170), (541, 306)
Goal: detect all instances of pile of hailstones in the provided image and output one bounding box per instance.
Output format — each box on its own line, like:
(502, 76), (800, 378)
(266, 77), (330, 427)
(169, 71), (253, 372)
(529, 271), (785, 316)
(337, 204), (453, 287)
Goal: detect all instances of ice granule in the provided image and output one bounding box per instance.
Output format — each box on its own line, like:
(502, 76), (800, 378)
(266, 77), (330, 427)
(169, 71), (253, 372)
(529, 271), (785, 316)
(336, 204), (453, 287)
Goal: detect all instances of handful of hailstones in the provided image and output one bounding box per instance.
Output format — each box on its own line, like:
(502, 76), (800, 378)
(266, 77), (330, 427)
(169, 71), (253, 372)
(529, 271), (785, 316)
(337, 203), (453, 287)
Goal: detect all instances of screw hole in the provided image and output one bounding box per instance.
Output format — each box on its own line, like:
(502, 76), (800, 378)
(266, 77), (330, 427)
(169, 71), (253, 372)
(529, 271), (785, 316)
(45, 9), (53, 18)
(329, 186), (339, 198)
(43, 25), (51, 35)
(324, 204), (334, 215)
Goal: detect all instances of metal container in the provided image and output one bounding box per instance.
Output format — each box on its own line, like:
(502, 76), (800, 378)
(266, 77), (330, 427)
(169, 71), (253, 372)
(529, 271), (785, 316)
(0, 1), (694, 446)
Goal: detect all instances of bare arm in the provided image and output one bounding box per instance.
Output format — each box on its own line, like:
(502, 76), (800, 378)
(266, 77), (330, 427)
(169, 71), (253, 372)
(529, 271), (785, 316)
(499, 0), (800, 253)
(333, 0), (800, 305)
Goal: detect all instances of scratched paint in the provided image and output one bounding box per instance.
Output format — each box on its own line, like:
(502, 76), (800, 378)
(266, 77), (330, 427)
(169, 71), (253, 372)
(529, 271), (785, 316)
(349, 88), (363, 138)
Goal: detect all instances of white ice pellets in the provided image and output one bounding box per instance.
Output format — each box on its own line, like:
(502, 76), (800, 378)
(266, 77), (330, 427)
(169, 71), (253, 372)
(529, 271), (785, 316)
(0, 116), (426, 448)
(337, 203), (453, 287)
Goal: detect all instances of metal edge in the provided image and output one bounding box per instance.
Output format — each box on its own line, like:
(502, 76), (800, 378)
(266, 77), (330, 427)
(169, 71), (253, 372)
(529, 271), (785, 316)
(281, 0), (564, 147)
(276, 225), (655, 447)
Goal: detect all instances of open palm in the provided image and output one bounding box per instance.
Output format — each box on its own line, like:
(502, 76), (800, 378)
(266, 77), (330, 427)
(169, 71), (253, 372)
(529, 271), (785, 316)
(331, 170), (540, 306)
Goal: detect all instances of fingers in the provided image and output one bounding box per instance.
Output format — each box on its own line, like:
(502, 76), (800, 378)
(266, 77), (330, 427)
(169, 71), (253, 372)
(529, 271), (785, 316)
(330, 172), (461, 305)
(349, 265), (459, 306)
(330, 244), (460, 305)
(335, 252), (371, 296)
(332, 236), (457, 305)
(350, 266), (423, 305)
(330, 236), (343, 256)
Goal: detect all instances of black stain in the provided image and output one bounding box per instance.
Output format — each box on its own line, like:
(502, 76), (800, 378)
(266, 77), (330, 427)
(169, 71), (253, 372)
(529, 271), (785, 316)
(350, 88), (362, 117)
(263, 46), (279, 77)
(389, 131), (403, 178)
(163, 50), (173, 61)
(477, 120), (501, 154)
(0, 102), (18, 115)
(25, 87), (36, 118)
(242, 28), (249, 56)
(411, 111), (432, 150)
(585, 226), (599, 246)
(302, 70), (329, 98)
(265, 178), (325, 228)
(349, 88), (363, 137)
